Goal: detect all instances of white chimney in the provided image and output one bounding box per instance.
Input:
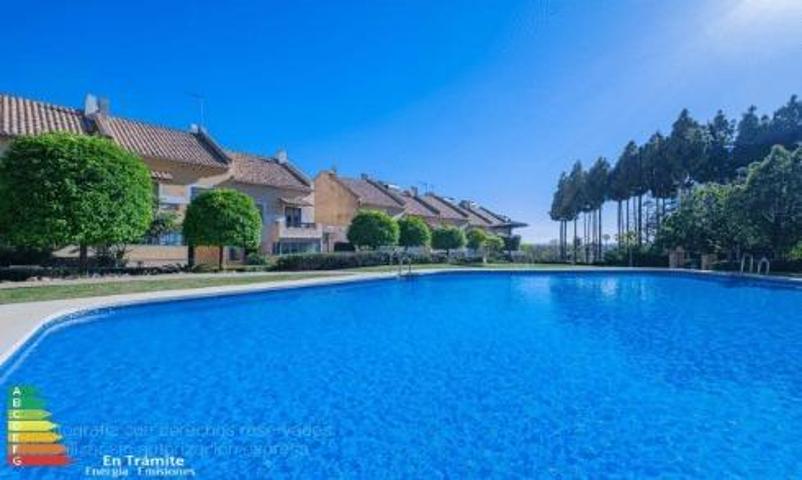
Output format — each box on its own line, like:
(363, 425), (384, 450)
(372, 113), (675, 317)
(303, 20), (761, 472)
(275, 149), (288, 164)
(410, 186), (419, 196)
(84, 94), (99, 116)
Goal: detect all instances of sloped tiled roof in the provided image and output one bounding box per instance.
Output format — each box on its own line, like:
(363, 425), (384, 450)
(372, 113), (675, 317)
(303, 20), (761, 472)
(0, 94), (88, 137)
(227, 151), (312, 191)
(457, 202), (494, 227)
(339, 177), (405, 209)
(97, 115), (229, 169)
(401, 192), (440, 218)
(423, 194), (469, 221)
(460, 200), (527, 228)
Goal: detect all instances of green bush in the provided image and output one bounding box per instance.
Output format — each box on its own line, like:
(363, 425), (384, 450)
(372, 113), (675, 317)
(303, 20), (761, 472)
(275, 252), (392, 271)
(273, 251), (449, 271)
(246, 253), (273, 267)
(347, 210), (399, 249)
(183, 189), (262, 269)
(431, 226), (466, 254)
(398, 216), (431, 249)
(466, 228), (489, 250)
(333, 242), (355, 252)
(0, 133), (153, 269)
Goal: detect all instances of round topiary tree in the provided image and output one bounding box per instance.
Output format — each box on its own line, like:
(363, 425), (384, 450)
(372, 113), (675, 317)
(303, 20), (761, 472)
(183, 189), (262, 270)
(465, 228), (489, 251)
(431, 225), (466, 255)
(0, 132), (153, 270)
(485, 234), (505, 257)
(398, 216), (431, 250)
(347, 210), (399, 250)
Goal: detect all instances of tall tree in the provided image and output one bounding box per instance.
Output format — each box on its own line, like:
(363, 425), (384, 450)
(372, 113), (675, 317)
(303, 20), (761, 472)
(737, 146), (802, 258)
(549, 172), (569, 260)
(666, 109), (707, 195)
(563, 161), (586, 263)
(767, 95), (802, 152)
(607, 162), (628, 250)
(586, 157), (610, 261)
(642, 132), (674, 228)
(732, 105), (770, 172)
(701, 110), (735, 183)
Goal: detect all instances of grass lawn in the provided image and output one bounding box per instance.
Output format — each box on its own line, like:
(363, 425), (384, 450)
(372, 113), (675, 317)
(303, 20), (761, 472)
(0, 273), (337, 305)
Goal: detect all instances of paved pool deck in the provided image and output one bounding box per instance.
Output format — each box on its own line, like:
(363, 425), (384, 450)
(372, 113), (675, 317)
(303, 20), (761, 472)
(1, 267), (799, 372)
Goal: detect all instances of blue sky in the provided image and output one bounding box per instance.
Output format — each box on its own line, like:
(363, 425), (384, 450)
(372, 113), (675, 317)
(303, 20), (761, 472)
(2, 0), (800, 241)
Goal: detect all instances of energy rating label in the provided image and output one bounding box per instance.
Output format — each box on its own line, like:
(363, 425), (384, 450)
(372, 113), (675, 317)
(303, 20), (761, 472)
(7, 386), (70, 467)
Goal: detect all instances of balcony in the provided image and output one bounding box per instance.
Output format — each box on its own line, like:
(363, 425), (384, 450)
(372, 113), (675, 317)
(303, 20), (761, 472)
(276, 221), (323, 239)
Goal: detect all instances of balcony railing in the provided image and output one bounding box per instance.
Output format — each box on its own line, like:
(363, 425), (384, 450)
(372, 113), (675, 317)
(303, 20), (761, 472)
(285, 222), (318, 229)
(277, 221), (323, 239)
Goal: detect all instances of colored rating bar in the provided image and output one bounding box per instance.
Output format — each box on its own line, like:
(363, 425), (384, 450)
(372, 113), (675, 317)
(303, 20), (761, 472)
(8, 443), (67, 455)
(7, 397), (46, 410)
(8, 432), (62, 443)
(7, 421), (58, 432)
(7, 386), (70, 468)
(7, 409), (51, 420)
(7, 455), (70, 466)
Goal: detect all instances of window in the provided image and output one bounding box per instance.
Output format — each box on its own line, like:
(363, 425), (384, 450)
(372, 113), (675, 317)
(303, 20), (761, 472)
(285, 206), (302, 227)
(273, 241), (320, 255)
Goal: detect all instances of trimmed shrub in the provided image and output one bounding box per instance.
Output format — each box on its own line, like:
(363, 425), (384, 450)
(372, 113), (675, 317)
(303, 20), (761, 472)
(275, 252), (392, 271)
(183, 189), (262, 269)
(0, 133), (153, 269)
(273, 251), (450, 271)
(431, 226), (466, 254)
(333, 242), (356, 252)
(398, 216), (431, 249)
(347, 210), (399, 249)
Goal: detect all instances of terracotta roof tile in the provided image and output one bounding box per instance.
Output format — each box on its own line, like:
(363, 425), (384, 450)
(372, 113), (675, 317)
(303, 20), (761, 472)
(227, 151), (311, 191)
(458, 203), (494, 227)
(0, 94), (88, 137)
(339, 177), (405, 209)
(98, 115), (228, 168)
(423, 194), (469, 221)
(402, 192), (440, 218)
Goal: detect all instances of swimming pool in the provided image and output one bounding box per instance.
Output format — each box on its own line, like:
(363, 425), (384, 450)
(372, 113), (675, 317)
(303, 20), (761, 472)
(2, 271), (801, 477)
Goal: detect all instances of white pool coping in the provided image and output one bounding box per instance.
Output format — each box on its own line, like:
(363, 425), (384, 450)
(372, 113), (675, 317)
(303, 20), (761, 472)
(1, 267), (800, 372)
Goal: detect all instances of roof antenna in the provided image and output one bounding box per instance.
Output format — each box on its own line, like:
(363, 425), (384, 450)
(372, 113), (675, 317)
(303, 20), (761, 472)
(188, 92), (206, 129)
(418, 181), (434, 194)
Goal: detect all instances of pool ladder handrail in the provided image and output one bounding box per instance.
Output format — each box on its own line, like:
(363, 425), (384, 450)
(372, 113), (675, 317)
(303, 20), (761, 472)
(396, 253), (413, 277)
(757, 256), (771, 275)
(740, 254), (770, 275)
(740, 254), (754, 274)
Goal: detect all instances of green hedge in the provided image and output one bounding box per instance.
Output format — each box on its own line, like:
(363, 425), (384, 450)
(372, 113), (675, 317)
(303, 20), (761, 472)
(0, 265), (186, 282)
(273, 251), (449, 271)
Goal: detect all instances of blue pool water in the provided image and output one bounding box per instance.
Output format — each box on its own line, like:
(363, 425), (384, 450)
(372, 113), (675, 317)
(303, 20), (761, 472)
(2, 272), (802, 478)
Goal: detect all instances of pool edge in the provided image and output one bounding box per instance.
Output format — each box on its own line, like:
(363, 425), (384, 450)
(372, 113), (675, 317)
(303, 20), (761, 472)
(1, 267), (800, 372)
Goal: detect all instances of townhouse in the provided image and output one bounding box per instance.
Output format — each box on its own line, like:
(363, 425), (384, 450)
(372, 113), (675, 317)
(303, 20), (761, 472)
(0, 93), (526, 263)
(0, 93), (323, 264)
(314, 171), (526, 249)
